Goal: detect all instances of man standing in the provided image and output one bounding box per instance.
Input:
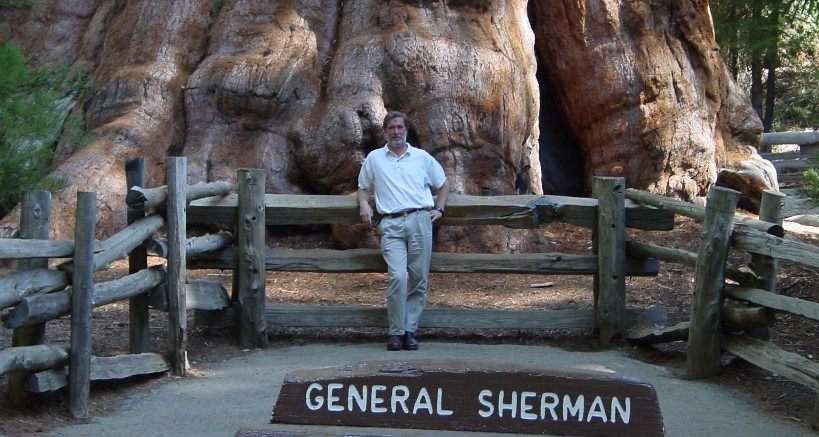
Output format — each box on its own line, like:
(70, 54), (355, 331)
(357, 111), (451, 351)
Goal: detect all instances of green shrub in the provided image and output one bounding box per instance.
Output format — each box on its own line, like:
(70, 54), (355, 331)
(0, 41), (91, 217)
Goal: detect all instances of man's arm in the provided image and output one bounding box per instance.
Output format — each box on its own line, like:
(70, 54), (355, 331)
(357, 188), (374, 226)
(431, 179), (451, 222)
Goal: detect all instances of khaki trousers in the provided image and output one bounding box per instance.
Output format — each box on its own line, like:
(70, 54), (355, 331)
(379, 210), (433, 336)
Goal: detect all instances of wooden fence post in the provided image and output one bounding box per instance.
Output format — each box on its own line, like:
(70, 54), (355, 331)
(592, 177), (627, 346)
(237, 168), (268, 348)
(126, 157), (150, 353)
(69, 191), (96, 419)
(748, 189), (786, 340)
(167, 157), (187, 376)
(9, 190), (51, 405)
(688, 186), (740, 379)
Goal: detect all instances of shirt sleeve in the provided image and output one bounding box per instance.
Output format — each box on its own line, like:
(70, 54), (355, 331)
(358, 154), (373, 191)
(428, 155), (447, 190)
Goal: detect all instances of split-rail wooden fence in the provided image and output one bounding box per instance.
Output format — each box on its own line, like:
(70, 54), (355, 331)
(761, 130), (819, 188)
(2, 155), (819, 428)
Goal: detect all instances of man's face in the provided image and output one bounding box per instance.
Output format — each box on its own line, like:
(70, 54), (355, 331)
(386, 117), (407, 147)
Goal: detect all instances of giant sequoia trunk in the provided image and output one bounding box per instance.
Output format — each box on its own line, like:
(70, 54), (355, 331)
(0, 0), (774, 251)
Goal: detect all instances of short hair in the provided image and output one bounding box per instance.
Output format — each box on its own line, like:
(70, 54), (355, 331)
(382, 111), (410, 131)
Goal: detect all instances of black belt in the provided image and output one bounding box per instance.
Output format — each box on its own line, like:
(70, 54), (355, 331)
(386, 207), (429, 218)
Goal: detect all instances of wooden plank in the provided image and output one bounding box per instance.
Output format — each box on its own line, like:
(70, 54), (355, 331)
(126, 180), (233, 210)
(625, 188), (784, 237)
(144, 231), (233, 258)
(732, 225), (819, 269)
(148, 279), (230, 311)
(0, 238), (77, 259)
(271, 359), (665, 437)
(3, 266), (166, 328)
(725, 284), (819, 321)
(126, 157), (150, 354)
(723, 336), (819, 393)
(56, 214), (164, 273)
(188, 248), (659, 276)
(196, 305), (667, 330)
(626, 240), (757, 285)
(627, 322), (689, 345)
(9, 191), (52, 405)
(0, 268), (68, 310)
(23, 353), (170, 393)
(760, 131), (819, 147)
(187, 193), (675, 231)
(748, 190), (785, 340)
(0, 343), (68, 376)
(688, 186), (740, 380)
(69, 191), (95, 419)
(237, 168), (268, 348)
(166, 157), (187, 376)
(593, 177), (627, 346)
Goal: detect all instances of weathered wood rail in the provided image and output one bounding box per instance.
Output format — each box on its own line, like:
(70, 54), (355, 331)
(1, 156), (676, 420)
(761, 130), (819, 187)
(625, 186), (819, 429)
(0, 157), (234, 418)
(6, 152), (817, 429)
(184, 176), (675, 349)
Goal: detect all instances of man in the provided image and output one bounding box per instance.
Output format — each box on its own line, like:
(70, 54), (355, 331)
(357, 111), (451, 351)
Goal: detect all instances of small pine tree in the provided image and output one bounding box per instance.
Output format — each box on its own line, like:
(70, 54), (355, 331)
(0, 41), (91, 217)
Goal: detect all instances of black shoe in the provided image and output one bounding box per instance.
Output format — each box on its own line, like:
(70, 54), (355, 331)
(387, 335), (402, 351)
(402, 332), (418, 350)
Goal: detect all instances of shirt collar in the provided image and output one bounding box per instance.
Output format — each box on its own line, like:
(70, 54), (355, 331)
(384, 142), (413, 158)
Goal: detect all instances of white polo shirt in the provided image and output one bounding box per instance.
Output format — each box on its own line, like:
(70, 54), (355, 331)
(358, 143), (447, 215)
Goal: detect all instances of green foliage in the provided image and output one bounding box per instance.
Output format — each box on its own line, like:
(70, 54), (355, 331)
(799, 167), (819, 203)
(711, 0), (819, 131)
(0, 41), (91, 217)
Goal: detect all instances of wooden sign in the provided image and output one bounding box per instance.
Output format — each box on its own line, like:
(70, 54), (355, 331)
(270, 359), (664, 436)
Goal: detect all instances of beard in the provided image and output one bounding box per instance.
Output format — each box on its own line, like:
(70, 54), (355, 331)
(389, 137), (406, 148)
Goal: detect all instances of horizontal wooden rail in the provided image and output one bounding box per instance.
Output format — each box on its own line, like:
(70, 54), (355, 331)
(761, 131), (819, 147)
(196, 305), (667, 330)
(626, 240), (758, 285)
(731, 225), (819, 268)
(723, 336), (819, 393)
(3, 266), (166, 329)
(187, 247), (660, 276)
(126, 180), (233, 210)
(0, 269), (68, 310)
(0, 239), (92, 259)
(625, 189), (784, 236)
(188, 193), (675, 230)
(0, 343), (69, 376)
(24, 353), (170, 393)
(725, 284), (819, 321)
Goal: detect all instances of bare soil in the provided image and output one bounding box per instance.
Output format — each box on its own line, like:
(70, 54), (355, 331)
(1, 216), (818, 436)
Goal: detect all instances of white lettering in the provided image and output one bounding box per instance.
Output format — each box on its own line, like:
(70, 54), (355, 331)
(412, 387), (434, 414)
(586, 396), (607, 422)
(391, 385), (410, 413)
(327, 383), (343, 412)
(498, 390), (518, 418)
(306, 383), (324, 410)
(540, 393), (559, 420)
(436, 388), (454, 416)
(563, 394), (585, 421)
(520, 391), (537, 420)
(348, 385), (367, 412)
(371, 385), (387, 413)
(611, 397), (631, 424)
(478, 390), (494, 418)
